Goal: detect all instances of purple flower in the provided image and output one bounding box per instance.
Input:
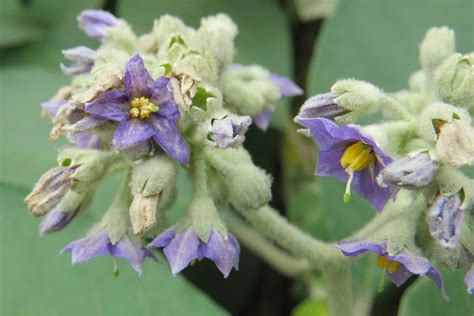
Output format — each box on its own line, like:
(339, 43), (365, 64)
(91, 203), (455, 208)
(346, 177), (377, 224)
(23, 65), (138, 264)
(296, 92), (349, 121)
(73, 132), (102, 149)
(60, 46), (96, 75)
(78, 10), (118, 40)
(210, 114), (252, 148)
(85, 55), (190, 164)
(295, 117), (394, 211)
(426, 193), (464, 249)
(465, 266), (474, 294)
(254, 73), (303, 131)
(336, 239), (448, 299)
(39, 209), (78, 236)
(41, 99), (66, 117)
(148, 227), (240, 278)
(62, 231), (153, 275)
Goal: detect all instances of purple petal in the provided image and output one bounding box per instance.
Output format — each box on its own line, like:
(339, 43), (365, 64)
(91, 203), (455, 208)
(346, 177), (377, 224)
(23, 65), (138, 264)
(354, 166), (392, 211)
(78, 10), (118, 40)
(39, 209), (78, 236)
(151, 77), (174, 106)
(253, 110), (274, 131)
(211, 115), (252, 148)
(335, 239), (386, 257)
(61, 231), (110, 264)
(41, 99), (66, 117)
(198, 231), (240, 278)
(124, 55), (155, 99)
(296, 92), (349, 120)
(109, 236), (148, 275)
(316, 150), (347, 179)
(112, 119), (154, 149)
(426, 267), (449, 300)
(74, 132), (102, 149)
(269, 73), (303, 97)
(427, 194), (463, 249)
(149, 115), (190, 164)
(60, 46), (96, 75)
(162, 229), (201, 275)
(387, 265), (414, 286)
(465, 267), (474, 294)
(85, 91), (129, 122)
(148, 227), (177, 248)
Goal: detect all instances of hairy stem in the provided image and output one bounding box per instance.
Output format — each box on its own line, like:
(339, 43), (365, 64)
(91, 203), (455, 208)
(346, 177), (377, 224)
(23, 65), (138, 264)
(227, 214), (312, 278)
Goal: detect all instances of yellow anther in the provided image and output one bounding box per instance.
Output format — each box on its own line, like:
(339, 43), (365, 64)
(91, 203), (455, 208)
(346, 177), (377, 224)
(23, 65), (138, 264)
(340, 141), (375, 171)
(129, 97), (159, 119)
(376, 256), (401, 273)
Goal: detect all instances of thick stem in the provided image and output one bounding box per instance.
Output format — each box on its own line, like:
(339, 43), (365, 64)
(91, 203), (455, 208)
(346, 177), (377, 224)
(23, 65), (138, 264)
(227, 215), (312, 278)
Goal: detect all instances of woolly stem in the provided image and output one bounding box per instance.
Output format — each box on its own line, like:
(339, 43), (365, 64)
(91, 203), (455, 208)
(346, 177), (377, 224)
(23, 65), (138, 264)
(227, 214), (312, 277)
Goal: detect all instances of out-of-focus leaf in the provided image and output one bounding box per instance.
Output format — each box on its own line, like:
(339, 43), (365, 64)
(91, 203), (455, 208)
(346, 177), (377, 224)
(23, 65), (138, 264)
(291, 298), (329, 316)
(0, 0), (43, 48)
(398, 268), (474, 316)
(0, 182), (228, 316)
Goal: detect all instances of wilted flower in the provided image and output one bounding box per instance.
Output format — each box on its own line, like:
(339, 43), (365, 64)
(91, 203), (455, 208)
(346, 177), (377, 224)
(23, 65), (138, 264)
(78, 10), (119, 40)
(295, 117), (394, 211)
(336, 239), (447, 299)
(85, 55), (190, 164)
(62, 231), (153, 275)
(295, 92), (349, 121)
(148, 227), (240, 278)
(25, 166), (77, 216)
(60, 46), (96, 75)
(39, 209), (79, 236)
(426, 193), (464, 249)
(210, 114), (252, 148)
(378, 153), (439, 188)
(436, 119), (474, 167)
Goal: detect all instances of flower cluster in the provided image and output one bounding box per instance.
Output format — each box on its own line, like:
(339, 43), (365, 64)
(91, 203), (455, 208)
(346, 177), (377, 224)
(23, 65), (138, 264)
(25, 10), (300, 277)
(295, 26), (473, 297)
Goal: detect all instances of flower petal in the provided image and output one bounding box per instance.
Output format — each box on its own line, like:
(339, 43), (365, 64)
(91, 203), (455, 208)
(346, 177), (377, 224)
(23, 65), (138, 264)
(269, 73), (303, 97)
(124, 55), (155, 99)
(387, 265), (413, 286)
(61, 232), (110, 264)
(148, 227), (177, 248)
(39, 209), (78, 236)
(41, 99), (66, 117)
(335, 239), (386, 257)
(198, 230), (240, 278)
(162, 229), (201, 275)
(149, 115), (190, 164)
(253, 110), (273, 131)
(77, 10), (118, 40)
(85, 91), (129, 121)
(109, 236), (147, 275)
(426, 194), (463, 249)
(112, 119), (154, 149)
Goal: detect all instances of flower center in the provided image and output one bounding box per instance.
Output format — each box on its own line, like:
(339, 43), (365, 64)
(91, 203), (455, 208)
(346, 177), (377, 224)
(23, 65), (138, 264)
(340, 141), (375, 171)
(376, 255), (401, 273)
(129, 97), (159, 119)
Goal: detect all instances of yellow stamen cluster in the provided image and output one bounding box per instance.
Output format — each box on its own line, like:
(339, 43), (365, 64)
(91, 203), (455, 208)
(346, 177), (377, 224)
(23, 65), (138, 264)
(340, 141), (375, 171)
(129, 97), (159, 119)
(376, 256), (401, 273)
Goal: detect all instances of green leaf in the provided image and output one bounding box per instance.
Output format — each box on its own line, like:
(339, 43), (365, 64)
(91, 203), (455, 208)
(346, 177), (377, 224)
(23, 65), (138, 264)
(291, 298), (329, 316)
(398, 268), (474, 316)
(0, 182), (228, 316)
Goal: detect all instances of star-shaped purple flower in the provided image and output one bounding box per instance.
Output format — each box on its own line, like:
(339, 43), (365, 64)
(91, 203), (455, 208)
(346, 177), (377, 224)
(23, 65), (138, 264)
(62, 231), (154, 275)
(148, 227), (240, 278)
(336, 239), (448, 299)
(295, 117), (394, 211)
(253, 73), (303, 131)
(85, 55), (190, 164)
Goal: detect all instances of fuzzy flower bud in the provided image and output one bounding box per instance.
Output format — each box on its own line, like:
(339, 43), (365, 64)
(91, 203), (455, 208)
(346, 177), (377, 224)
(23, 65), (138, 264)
(210, 114), (252, 148)
(435, 53), (474, 111)
(378, 153), (439, 188)
(419, 26), (455, 75)
(295, 92), (349, 121)
(77, 10), (119, 40)
(60, 46), (96, 75)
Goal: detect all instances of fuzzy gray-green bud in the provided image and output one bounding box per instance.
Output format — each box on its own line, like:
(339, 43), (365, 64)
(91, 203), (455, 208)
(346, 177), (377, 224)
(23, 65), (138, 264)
(206, 148), (272, 211)
(419, 26), (455, 76)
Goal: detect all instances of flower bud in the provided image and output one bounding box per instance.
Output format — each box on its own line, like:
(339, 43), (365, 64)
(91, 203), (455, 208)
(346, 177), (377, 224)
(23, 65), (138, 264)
(427, 193), (464, 249)
(39, 209), (79, 235)
(378, 153), (439, 188)
(419, 26), (455, 75)
(77, 10), (119, 40)
(210, 114), (252, 148)
(295, 92), (349, 121)
(25, 166), (77, 216)
(60, 46), (96, 75)
(435, 53), (474, 110)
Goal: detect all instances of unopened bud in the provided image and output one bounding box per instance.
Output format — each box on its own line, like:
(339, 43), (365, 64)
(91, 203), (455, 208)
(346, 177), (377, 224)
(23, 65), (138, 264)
(210, 114), (252, 148)
(295, 92), (349, 121)
(427, 193), (463, 249)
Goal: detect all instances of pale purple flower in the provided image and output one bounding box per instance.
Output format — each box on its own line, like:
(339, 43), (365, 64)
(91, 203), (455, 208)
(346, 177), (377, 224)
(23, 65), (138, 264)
(296, 92), (349, 121)
(426, 193), (464, 249)
(62, 231), (153, 275)
(465, 266), (474, 294)
(39, 209), (78, 236)
(78, 10), (118, 40)
(336, 239), (448, 299)
(60, 46), (96, 75)
(85, 55), (190, 164)
(210, 114), (252, 148)
(73, 132), (102, 149)
(41, 99), (66, 117)
(295, 117), (394, 211)
(378, 153), (439, 188)
(148, 227), (240, 278)
(254, 73), (303, 131)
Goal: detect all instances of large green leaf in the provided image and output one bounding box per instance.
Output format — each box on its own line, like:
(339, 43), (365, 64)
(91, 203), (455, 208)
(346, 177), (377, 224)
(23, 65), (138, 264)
(398, 268), (474, 316)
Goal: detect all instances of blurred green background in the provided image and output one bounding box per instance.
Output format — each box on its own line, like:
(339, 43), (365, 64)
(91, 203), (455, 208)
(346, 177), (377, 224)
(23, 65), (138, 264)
(0, 0), (473, 315)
